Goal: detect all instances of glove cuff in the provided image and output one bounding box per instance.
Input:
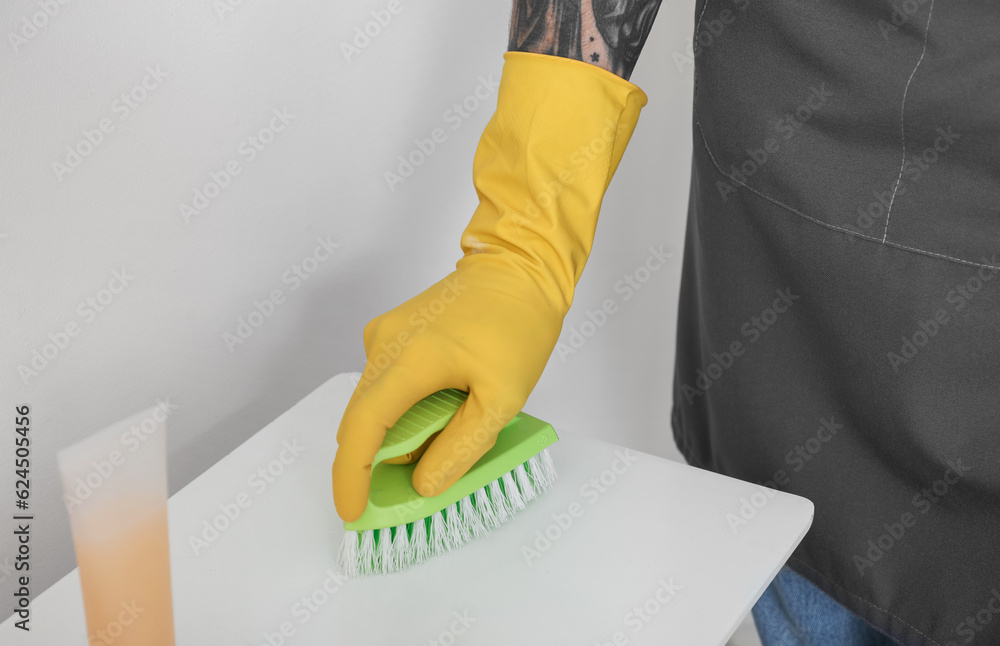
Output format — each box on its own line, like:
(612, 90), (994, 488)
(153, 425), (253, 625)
(459, 51), (648, 314)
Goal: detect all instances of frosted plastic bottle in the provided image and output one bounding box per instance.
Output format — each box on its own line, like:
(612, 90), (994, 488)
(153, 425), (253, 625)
(57, 405), (175, 645)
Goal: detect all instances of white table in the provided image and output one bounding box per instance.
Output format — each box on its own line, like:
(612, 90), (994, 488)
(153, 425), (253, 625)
(3, 372), (812, 645)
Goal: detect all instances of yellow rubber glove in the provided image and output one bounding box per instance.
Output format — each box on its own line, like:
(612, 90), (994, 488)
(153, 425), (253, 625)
(332, 51), (647, 522)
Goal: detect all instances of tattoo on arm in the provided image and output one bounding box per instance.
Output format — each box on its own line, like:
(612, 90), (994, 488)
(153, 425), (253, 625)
(508, 0), (662, 80)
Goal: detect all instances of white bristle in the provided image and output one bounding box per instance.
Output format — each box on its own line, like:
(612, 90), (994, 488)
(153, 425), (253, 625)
(488, 479), (510, 524)
(337, 451), (560, 577)
(376, 527), (393, 573)
(338, 530), (360, 579)
(475, 486), (499, 528)
(391, 524), (409, 571)
(527, 455), (544, 485)
(539, 449), (558, 486)
(430, 510), (448, 554)
(514, 463), (536, 502)
(411, 519), (429, 563)
(359, 529), (376, 576)
(456, 503), (474, 544)
(501, 471), (526, 511)
(528, 450), (558, 492)
(445, 503), (469, 545)
(460, 493), (489, 539)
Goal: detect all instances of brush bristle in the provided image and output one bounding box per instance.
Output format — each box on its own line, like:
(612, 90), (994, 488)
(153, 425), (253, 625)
(391, 523), (409, 570)
(430, 510), (448, 554)
(338, 529), (360, 579)
(475, 486), (498, 528)
(514, 463), (536, 502)
(488, 478), (510, 524)
(444, 503), (467, 546)
(377, 527), (393, 573)
(460, 494), (488, 539)
(338, 448), (557, 577)
(358, 526), (376, 576)
(412, 517), (428, 563)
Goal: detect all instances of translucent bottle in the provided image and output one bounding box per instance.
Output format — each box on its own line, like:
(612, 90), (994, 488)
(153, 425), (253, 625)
(57, 405), (175, 646)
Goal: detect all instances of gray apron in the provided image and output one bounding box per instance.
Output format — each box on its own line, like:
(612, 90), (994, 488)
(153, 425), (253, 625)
(671, 1), (1000, 644)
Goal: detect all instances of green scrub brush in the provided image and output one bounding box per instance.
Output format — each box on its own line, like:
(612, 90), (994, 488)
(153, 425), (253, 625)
(337, 389), (558, 577)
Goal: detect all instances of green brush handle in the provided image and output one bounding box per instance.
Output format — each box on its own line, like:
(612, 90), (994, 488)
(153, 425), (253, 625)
(371, 389), (469, 467)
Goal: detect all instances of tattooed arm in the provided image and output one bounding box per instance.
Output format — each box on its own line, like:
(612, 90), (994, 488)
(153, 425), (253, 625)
(508, 0), (663, 81)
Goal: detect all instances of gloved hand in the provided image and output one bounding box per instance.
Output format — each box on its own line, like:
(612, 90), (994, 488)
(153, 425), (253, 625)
(332, 51), (647, 522)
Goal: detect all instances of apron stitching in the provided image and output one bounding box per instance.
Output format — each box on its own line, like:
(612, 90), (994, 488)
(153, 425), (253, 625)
(881, 239), (998, 269)
(696, 118), (1000, 271)
(881, 0), (936, 244)
(696, 121), (884, 244)
(691, 0), (711, 105)
(789, 556), (942, 646)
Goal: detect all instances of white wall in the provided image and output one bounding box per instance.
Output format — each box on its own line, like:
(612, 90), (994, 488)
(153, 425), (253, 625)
(0, 0), (696, 618)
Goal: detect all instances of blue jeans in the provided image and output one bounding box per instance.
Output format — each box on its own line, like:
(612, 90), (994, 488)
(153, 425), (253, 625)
(752, 566), (900, 646)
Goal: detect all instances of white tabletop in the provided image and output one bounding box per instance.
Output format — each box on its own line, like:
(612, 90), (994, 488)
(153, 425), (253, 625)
(3, 372), (812, 645)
